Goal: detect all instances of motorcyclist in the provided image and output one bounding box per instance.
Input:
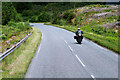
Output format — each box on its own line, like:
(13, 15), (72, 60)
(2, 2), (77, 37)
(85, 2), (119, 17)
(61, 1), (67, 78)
(75, 28), (83, 39)
(75, 28), (82, 35)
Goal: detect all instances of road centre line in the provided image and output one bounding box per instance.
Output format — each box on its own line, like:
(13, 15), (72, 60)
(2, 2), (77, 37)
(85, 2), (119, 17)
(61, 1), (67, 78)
(63, 39), (95, 80)
(68, 45), (73, 52)
(64, 40), (68, 44)
(91, 75), (96, 80)
(75, 54), (86, 67)
(64, 40), (73, 52)
(64, 40), (85, 67)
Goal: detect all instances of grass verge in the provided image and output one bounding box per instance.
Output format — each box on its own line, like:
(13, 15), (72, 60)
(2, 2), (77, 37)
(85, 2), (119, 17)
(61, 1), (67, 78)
(45, 23), (119, 54)
(1, 27), (41, 78)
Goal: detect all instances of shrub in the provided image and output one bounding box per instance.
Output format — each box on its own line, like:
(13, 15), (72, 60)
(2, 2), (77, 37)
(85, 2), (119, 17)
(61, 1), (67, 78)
(74, 13), (84, 25)
(2, 2), (22, 25)
(67, 13), (75, 23)
(15, 13), (23, 22)
(22, 10), (38, 16)
(15, 22), (24, 31)
(1, 34), (7, 40)
(23, 17), (31, 22)
(38, 12), (51, 22)
(8, 21), (16, 27)
(63, 11), (70, 19)
(59, 19), (67, 26)
(24, 21), (32, 30)
(51, 10), (61, 24)
(30, 16), (39, 22)
(63, 11), (75, 23)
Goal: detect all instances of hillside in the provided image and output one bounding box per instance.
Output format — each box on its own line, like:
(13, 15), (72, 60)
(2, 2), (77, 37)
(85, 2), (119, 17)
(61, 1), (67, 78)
(46, 4), (119, 53)
(1, 3), (119, 54)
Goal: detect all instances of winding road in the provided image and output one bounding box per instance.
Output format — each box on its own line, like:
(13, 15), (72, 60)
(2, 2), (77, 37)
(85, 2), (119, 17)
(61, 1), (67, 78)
(26, 23), (118, 79)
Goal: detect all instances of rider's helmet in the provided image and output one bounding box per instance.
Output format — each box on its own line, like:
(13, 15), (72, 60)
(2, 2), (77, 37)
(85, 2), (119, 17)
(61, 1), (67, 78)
(78, 28), (80, 30)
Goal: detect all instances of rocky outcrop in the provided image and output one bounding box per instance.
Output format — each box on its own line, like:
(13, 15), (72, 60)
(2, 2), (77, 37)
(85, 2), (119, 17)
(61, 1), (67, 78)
(92, 12), (118, 19)
(76, 5), (118, 15)
(103, 22), (120, 29)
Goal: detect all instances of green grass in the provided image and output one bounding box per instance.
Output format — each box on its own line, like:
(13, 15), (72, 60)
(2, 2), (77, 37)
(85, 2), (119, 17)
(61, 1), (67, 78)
(83, 32), (118, 53)
(1, 27), (42, 78)
(45, 23), (119, 54)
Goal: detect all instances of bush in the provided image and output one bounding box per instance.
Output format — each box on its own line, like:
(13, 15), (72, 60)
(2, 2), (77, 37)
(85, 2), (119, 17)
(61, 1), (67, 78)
(30, 16), (39, 22)
(23, 17), (31, 22)
(59, 19), (67, 26)
(2, 2), (22, 25)
(63, 11), (70, 19)
(24, 21), (32, 30)
(74, 13), (84, 25)
(1, 34), (7, 40)
(22, 10), (39, 16)
(38, 12), (51, 22)
(8, 21), (16, 27)
(63, 11), (75, 23)
(67, 13), (75, 23)
(51, 12), (60, 24)
(15, 13), (23, 22)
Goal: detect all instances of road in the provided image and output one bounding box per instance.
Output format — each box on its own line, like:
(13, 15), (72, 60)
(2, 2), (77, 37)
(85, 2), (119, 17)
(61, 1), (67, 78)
(26, 23), (118, 79)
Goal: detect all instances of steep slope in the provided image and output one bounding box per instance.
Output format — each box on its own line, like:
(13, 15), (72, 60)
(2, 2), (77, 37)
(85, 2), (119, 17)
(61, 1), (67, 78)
(48, 4), (119, 53)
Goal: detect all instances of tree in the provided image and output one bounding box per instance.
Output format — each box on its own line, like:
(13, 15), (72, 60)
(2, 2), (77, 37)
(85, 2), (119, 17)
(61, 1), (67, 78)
(2, 2), (22, 25)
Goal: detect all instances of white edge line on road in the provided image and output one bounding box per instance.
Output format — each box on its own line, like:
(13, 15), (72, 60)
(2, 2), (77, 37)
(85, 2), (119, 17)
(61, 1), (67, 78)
(75, 55), (85, 67)
(38, 46), (41, 53)
(92, 41), (118, 57)
(37, 33), (43, 56)
(42, 33), (43, 40)
(93, 43), (104, 50)
(35, 45), (41, 58)
(37, 33), (43, 53)
(91, 41), (107, 51)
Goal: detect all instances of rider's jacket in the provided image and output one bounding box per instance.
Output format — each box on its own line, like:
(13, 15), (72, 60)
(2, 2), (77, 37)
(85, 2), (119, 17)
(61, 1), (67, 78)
(75, 30), (82, 35)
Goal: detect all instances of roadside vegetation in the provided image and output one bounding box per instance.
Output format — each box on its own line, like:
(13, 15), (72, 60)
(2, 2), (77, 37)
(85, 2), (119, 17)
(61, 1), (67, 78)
(1, 2), (119, 59)
(1, 2), (119, 79)
(45, 4), (119, 54)
(1, 2), (42, 79)
(1, 27), (41, 78)
(1, 22), (32, 53)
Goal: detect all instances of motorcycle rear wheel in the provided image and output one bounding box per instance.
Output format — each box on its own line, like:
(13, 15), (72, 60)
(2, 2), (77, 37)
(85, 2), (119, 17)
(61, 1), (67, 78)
(76, 37), (82, 44)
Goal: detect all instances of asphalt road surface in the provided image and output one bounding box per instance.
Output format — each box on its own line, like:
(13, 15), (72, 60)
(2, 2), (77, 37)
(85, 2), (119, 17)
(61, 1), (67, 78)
(26, 23), (118, 79)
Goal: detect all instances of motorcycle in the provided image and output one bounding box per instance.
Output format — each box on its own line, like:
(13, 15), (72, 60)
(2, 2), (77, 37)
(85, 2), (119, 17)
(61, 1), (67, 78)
(74, 31), (83, 44)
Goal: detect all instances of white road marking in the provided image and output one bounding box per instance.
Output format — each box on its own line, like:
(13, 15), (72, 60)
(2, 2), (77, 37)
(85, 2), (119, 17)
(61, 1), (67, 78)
(35, 45), (41, 58)
(64, 40), (68, 44)
(37, 46), (41, 53)
(92, 42), (105, 50)
(91, 41), (118, 57)
(63, 39), (96, 79)
(91, 75), (96, 80)
(68, 45), (73, 52)
(64, 40), (73, 52)
(42, 34), (43, 40)
(75, 55), (85, 67)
